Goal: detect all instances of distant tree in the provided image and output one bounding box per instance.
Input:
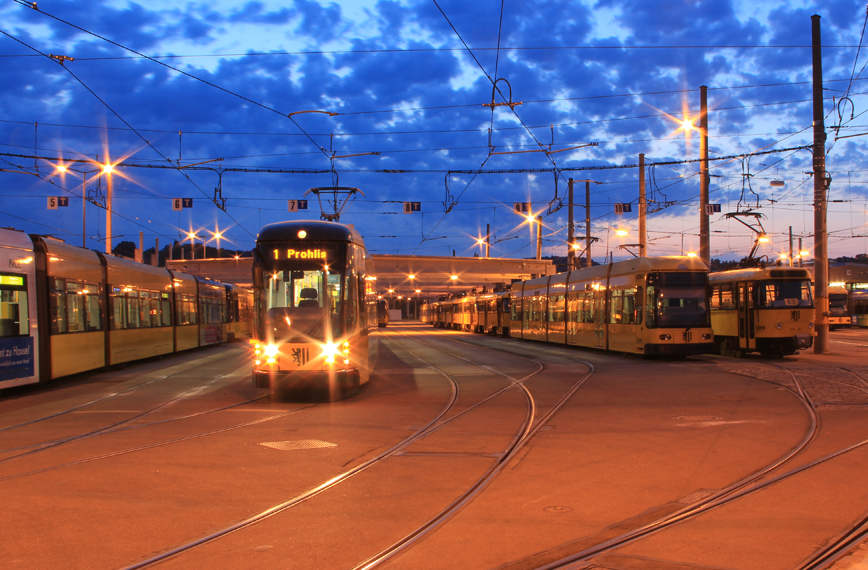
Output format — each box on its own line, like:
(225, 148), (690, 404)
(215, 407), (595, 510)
(112, 240), (136, 258)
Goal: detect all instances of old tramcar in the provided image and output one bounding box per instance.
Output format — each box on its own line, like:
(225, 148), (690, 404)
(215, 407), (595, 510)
(511, 256), (713, 355)
(251, 220), (378, 396)
(709, 266), (815, 357)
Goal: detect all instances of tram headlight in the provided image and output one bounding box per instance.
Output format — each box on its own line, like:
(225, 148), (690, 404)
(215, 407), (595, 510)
(321, 342), (340, 364)
(701, 333), (712, 340)
(264, 344), (279, 358)
(659, 334), (671, 341)
(776, 322), (783, 330)
(809, 322), (814, 329)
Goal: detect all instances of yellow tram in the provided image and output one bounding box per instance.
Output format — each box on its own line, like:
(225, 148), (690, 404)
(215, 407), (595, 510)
(511, 256), (714, 355)
(251, 220), (379, 397)
(709, 266), (815, 357)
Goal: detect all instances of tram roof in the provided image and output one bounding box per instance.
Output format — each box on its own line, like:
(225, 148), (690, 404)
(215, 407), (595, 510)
(256, 220), (362, 245)
(709, 266), (812, 283)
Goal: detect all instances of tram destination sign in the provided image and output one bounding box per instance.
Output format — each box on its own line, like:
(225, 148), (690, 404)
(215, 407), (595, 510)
(273, 248), (328, 260)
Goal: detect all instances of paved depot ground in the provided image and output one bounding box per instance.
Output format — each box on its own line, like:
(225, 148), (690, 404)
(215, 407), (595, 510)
(2, 325), (868, 569)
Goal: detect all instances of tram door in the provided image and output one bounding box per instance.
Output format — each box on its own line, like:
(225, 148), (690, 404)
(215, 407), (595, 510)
(737, 283), (756, 351)
(593, 290), (607, 349)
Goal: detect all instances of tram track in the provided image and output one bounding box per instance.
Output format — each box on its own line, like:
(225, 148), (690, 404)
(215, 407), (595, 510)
(116, 327), (574, 570)
(519, 356), (868, 570)
(352, 330), (595, 570)
(0, 347), (246, 434)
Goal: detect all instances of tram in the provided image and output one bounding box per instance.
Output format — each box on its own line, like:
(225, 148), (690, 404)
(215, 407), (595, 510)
(709, 266), (815, 357)
(511, 256), (713, 355)
(0, 227), (251, 392)
(251, 220), (379, 397)
(0, 229), (38, 389)
(827, 283), (850, 330)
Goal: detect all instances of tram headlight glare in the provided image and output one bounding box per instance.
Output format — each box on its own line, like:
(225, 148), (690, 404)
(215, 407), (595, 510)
(264, 344), (279, 357)
(321, 342), (340, 363)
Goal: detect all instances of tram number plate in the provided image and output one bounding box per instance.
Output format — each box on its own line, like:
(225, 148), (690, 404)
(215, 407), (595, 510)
(290, 346), (310, 367)
(785, 299), (797, 306)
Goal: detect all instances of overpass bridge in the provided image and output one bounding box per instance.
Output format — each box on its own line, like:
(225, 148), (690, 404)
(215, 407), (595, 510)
(166, 254), (556, 299)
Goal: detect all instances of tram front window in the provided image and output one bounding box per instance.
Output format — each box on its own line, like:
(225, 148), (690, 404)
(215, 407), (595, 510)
(646, 272), (709, 329)
(757, 280), (813, 308)
(265, 269), (344, 342)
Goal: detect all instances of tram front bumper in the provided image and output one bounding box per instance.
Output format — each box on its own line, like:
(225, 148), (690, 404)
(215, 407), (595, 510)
(794, 334), (813, 350)
(252, 368), (360, 390)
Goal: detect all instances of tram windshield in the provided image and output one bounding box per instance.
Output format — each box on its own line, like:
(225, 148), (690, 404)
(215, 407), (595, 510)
(259, 243), (354, 342)
(756, 280), (813, 308)
(646, 271), (709, 329)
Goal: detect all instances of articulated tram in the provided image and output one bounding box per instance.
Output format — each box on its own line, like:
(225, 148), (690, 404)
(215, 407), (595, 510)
(430, 257), (713, 356)
(709, 266), (815, 357)
(0, 227), (253, 391)
(251, 220), (379, 397)
(511, 256), (713, 355)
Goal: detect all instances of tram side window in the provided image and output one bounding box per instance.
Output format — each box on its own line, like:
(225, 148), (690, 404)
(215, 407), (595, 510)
(549, 294), (565, 323)
(610, 290), (623, 324)
(51, 278), (68, 334)
(645, 285), (656, 328)
(623, 287), (636, 325)
(161, 293), (172, 326)
(759, 281), (813, 308)
(177, 293), (197, 325)
(0, 284), (28, 337)
(51, 278), (102, 334)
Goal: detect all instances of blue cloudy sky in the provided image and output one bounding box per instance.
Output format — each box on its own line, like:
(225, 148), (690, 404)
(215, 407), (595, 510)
(2, 0), (867, 262)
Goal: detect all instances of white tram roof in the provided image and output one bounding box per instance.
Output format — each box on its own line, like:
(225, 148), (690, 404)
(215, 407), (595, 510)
(709, 266), (812, 283)
(0, 227), (34, 252)
(514, 256), (709, 293)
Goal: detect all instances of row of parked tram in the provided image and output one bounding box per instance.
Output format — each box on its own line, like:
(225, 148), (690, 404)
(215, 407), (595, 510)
(423, 257), (816, 358)
(0, 227), (253, 391)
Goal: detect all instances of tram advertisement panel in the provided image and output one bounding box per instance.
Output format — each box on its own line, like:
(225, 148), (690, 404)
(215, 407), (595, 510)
(0, 336), (34, 382)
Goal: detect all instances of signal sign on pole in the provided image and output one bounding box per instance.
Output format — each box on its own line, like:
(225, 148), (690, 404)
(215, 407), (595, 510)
(288, 200), (309, 212)
(47, 197), (68, 209)
(514, 202), (531, 213)
(172, 198), (193, 210)
(614, 203), (632, 214)
(704, 204), (721, 215)
(403, 202), (421, 213)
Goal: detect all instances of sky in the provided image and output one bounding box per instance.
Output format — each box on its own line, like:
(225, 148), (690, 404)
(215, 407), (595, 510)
(2, 0), (868, 264)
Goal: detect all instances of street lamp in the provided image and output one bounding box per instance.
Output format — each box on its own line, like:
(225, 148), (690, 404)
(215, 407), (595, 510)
(187, 231), (200, 260)
(55, 162), (111, 249)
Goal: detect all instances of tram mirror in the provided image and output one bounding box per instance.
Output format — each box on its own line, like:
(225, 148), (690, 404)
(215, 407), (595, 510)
(252, 268), (264, 289)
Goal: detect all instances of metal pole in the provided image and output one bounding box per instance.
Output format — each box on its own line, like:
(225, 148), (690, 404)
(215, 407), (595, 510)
(568, 178), (575, 269)
(789, 226), (794, 267)
(536, 215), (542, 260)
(639, 154), (646, 257)
(106, 172), (113, 254)
(81, 173), (86, 248)
(799, 237), (803, 268)
(812, 14), (829, 354)
(700, 85), (710, 267)
(485, 223), (490, 258)
(586, 181), (591, 267)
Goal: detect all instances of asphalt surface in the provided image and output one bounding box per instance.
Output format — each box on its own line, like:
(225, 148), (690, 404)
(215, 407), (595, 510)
(2, 324), (868, 570)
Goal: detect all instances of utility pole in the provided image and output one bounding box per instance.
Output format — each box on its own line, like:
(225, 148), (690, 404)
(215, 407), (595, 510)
(536, 215), (542, 260)
(585, 180), (591, 267)
(106, 170), (113, 254)
(812, 14), (829, 354)
(700, 85), (710, 267)
(639, 154), (646, 257)
(568, 178), (575, 269)
(485, 223), (490, 258)
(789, 226), (794, 267)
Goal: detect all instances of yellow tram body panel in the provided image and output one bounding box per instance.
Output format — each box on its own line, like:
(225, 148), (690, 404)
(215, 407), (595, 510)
(109, 328), (174, 365)
(50, 331), (104, 379)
